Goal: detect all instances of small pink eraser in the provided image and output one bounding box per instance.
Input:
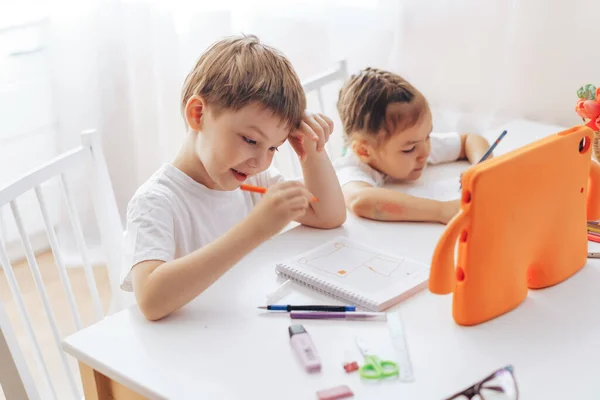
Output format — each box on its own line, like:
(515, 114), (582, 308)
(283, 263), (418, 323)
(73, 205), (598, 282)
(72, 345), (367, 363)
(316, 385), (354, 400)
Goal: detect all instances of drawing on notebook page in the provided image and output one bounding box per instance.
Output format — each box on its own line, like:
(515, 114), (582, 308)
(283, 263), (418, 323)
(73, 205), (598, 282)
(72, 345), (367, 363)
(275, 237), (430, 310)
(297, 240), (419, 279)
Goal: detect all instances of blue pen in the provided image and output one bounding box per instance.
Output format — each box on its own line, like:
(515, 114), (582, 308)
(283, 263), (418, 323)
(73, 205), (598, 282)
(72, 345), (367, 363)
(258, 305), (356, 312)
(478, 130), (507, 163)
(460, 130), (507, 190)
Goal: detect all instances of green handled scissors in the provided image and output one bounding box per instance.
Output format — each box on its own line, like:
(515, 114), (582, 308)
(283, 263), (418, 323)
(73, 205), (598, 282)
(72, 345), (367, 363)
(356, 337), (399, 380)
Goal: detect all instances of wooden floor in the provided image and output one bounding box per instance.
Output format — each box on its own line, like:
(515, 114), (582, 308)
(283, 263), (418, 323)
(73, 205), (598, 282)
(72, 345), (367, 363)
(0, 251), (112, 399)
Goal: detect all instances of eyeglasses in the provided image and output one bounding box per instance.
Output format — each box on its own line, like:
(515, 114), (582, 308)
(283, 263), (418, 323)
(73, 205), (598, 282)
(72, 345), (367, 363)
(444, 365), (518, 400)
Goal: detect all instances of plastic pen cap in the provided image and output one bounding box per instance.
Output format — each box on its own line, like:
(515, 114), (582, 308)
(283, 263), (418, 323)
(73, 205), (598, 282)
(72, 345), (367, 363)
(289, 324), (307, 337)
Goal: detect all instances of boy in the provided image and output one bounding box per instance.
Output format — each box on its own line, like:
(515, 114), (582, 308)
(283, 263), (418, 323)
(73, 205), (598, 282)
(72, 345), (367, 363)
(120, 35), (346, 321)
(334, 68), (490, 224)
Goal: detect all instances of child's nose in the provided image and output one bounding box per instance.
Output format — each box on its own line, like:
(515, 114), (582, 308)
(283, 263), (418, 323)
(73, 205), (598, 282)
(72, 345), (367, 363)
(416, 146), (429, 162)
(247, 151), (270, 169)
(247, 157), (258, 169)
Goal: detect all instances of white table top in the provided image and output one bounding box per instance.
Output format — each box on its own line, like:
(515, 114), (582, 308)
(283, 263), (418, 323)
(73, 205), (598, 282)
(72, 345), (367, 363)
(63, 120), (600, 399)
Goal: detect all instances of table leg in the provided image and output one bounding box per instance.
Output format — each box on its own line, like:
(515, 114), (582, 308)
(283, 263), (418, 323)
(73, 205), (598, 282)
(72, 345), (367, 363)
(79, 361), (148, 400)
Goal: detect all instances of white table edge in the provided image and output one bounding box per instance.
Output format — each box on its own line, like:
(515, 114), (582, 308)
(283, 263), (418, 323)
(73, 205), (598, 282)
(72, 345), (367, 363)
(62, 338), (166, 400)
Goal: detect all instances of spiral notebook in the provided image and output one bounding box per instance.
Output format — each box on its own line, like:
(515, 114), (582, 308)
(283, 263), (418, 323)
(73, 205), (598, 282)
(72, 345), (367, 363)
(275, 237), (430, 311)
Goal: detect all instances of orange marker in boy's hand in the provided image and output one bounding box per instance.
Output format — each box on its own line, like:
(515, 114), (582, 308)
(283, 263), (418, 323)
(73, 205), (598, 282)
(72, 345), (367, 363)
(240, 184), (319, 202)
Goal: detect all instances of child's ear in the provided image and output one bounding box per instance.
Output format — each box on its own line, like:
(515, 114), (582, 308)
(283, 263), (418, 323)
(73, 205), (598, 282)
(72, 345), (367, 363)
(185, 95), (205, 131)
(351, 139), (373, 162)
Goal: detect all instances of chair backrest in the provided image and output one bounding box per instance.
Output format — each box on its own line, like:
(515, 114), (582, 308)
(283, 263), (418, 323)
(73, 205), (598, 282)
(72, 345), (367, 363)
(272, 60), (349, 178)
(0, 130), (123, 400)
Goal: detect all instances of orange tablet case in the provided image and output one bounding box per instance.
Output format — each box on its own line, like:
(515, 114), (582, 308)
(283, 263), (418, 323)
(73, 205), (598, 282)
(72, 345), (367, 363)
(429, 126), (600, 326)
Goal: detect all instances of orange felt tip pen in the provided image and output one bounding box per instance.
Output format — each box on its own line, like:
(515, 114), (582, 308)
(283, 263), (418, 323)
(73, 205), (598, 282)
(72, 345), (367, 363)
(240, 184), (318, 202)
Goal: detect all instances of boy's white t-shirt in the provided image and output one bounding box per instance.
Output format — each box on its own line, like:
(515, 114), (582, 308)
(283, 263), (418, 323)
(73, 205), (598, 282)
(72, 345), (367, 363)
(334, 132), (462, 187)
(120, 163), (284, 292)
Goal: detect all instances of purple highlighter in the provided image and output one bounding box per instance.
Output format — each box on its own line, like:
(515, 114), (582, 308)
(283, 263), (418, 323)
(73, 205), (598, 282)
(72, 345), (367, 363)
(290, 311), (387, 321)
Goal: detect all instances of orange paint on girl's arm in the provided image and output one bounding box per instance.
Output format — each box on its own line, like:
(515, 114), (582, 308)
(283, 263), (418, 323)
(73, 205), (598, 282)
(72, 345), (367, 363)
(372, 202), (405, 220)
(379, 202), (405, 215)
(345, 184), (450, 223)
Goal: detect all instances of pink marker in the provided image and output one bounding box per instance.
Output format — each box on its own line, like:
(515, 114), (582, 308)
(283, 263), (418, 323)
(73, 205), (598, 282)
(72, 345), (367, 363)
(289, 324), (321, 373)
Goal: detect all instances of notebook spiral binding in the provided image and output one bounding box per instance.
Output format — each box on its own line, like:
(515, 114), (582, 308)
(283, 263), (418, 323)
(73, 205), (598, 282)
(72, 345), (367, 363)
(275, 263), (378, 311)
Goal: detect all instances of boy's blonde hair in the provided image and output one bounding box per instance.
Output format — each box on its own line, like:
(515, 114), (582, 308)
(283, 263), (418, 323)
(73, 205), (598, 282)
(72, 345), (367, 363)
(337, 68), (429, 144)
(181, 34), (306, 131)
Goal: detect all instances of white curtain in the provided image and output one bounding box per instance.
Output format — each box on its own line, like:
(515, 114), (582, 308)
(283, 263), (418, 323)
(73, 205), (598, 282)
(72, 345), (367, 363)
(395, 0), (600, 133)
(33, 0), (600, 310)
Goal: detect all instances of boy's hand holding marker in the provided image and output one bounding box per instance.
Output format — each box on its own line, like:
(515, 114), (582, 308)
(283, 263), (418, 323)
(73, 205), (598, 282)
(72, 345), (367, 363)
(241, 111), (339, 236)
(247, 181), (317, 237)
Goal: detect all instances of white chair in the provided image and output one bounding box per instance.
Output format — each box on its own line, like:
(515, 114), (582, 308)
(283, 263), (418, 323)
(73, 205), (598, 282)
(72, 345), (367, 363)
(0, 130), (123, 399)
(273, 60), (349, 178)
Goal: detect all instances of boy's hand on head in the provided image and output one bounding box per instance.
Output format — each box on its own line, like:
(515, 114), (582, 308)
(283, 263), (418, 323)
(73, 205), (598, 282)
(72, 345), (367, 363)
(289, 111), (334, 161)
(249, 181), (315, 237)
